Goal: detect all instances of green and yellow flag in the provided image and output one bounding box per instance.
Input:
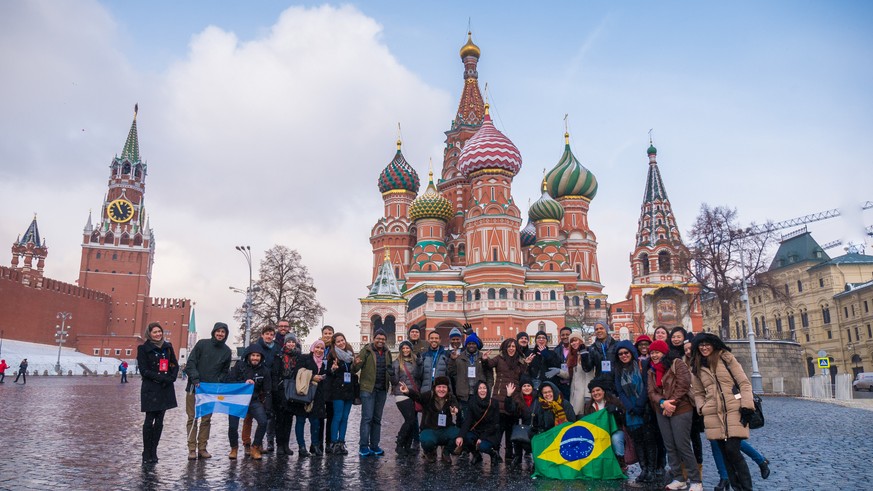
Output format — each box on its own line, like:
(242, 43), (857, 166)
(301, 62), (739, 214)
(531, 409), (625, 480)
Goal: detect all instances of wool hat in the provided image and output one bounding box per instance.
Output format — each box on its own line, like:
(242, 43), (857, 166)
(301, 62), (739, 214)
(434, 375), (451, 389)
(449, 327), (463, 339)
(516, 331), (530, 341)
(398, 340), (413, 351)
(519, 373), (533, 387)
(569, 331), (585, 343)
(374, 328), (387, 338)
(284, 333), (299, 346)
(560, 326), (572, 334)
(465, 331), (483, 350)
(634, 334), (652, 347)
(588, 378), (610, 393)
(408, 326), (421, 335)
(649, 340), (669, 354)
(535, 330), (548, 340)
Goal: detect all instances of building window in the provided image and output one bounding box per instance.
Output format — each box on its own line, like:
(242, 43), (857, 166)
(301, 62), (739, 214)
(640, 253), (650, 275)
(488, 288), (496, 300)
(492, 248), (498, 262)
(93, 349), (99, 355)
(467, 291), (472, 302)
(822, 306), (831, 324)
(827, 330), (832, 339)
(658, 251), (671, 273)
(474, 290), (481, 301)
(125, 349), (132, 356)
(104, 348), (111, 355)
(788, 315), (796, 331)
(434, 291), (443, 302)
(549, 290), (556, 301)
(499, 288), (508, 299)
(855, 327), (861, 341)
(535, 291), (542, 301)
(775, 317), (783, 332)
(448, 291), (456, 303)
(801, 310), (809, 328)
(865, 300), (869, 313)
(819, 278), (824, 288)
(805, 333), (810, 342)
(844, 307), (849, 319)
(797, 280), (803, 292)
(868, 324), (872, 338)
(115, 349), (121, 356)
(96, 252), (101, 259)
(573, 297), (580, 307)
(785, 284), (789, 295)
(112, 253), (118, 260)
(584, 298), (591, 309)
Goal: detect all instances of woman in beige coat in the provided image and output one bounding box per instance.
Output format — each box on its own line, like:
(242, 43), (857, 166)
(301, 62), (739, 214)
(566, 331), (593, 415)
(690, 333), (755, 491)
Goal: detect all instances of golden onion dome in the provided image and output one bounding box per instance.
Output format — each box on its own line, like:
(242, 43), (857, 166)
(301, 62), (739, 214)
(460, 32), (480, 59)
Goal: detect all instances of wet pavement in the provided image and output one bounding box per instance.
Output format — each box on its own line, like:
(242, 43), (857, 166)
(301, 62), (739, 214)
(0, 377), (866, 490)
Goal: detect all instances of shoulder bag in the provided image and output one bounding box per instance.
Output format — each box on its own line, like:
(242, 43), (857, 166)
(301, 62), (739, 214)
(723, 356), (764, 429)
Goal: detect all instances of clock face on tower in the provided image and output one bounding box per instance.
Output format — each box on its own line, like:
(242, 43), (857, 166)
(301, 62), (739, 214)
(107, 198), (135, 223)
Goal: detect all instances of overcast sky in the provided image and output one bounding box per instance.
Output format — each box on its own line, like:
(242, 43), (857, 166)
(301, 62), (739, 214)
(1, 1), (871, 348)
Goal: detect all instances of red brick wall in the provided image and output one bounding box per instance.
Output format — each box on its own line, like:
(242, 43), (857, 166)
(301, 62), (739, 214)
(146, 297), (192, 357)
(0, 266), (111, 345)
(78, 247), (151, 338)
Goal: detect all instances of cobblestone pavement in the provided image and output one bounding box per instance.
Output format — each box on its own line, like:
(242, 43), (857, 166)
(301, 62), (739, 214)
(0, 377), (867, 490)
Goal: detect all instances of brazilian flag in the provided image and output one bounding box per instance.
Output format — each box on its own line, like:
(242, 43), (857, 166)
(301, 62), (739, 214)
(531, 410), (625, 480)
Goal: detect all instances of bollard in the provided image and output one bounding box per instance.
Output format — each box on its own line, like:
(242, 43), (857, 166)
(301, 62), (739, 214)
(43, 370), (49, 376)
(68, 370), (73, 376)
(103, 370), (109, 376)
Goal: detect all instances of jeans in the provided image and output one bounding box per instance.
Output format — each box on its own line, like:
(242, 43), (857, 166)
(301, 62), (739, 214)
(461, 431), (494, 453)
(229, 401), (267, 448)
(295, 415), (321, 447)
(395, 398), (417, 446)
(611, 430), (625, 457)
(420, 426), (460, 453)
(331, 399), (354, 443)
(276, 409), (294, 447)
(712, 439), (766, 479)
(655, 411), (700, 483)
(359, 390), (387, 450)
(120, 372), (128, 383)
(717, 438), (753, 491)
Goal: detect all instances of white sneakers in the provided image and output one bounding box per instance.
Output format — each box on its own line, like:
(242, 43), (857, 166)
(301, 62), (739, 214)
(665, 480), (688, 490)
(688, 483), (703, 491)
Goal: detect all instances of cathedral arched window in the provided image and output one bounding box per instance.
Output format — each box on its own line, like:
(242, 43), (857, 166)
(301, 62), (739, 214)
(467, 290), (472, 302)
(434, 291), (443, 302)
(658, 251), (671, 273)
(535, 291), (542, 301)
(549, 290), (556, 301)
(122, 162), (131, 175)
(584, 298), (591, 309)
(488, 288), (496, 300)
(595, 299), (601, 309)
(474, 290), (481, 301)
(448, 291), (456, 303)
(573, 297), (580, 307)
(134, 165), (143, 179)
(499, 288), (508, 299)
(641, 253), (650, 275)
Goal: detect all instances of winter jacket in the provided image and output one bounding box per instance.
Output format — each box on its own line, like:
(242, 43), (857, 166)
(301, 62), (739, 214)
(569, 351), (594, 416)
(448, 350), (492, 401)
(585, 336), (618, 388)
(505, 392), (537, 425)
(184, 324), (232, 389)
(256, 338), (282, 372)
(484, 339), (527, 411)
(226, 344), (273, 413)
(409, 338), (427, 356)
(531, 382), (577, 433)
(288, 353), (328, 418)
(0, 360), (9, 374)
(459, 395), (502, 446)
(137, 341), (179, 413)
(417, 346), (449, 393)
(647, 357), (693, 416)
(691, 351), (754, 440)
(528, 345), (561, 388)
(613, 340), (649, 428)
(582, 394), (626, 427)
(392, 356), (421, 396)
(354, 343), (394, 393)
(272, 347), (301, 407)
(327, 351), (359, 402)
(407, 389), (459, 430)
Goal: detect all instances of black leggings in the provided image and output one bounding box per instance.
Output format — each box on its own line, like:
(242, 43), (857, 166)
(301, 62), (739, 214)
(717, 438), (753, 491)
(499, 412), (515, 455)
(144, 410), (165, 430)
(396, 398), (417, 446)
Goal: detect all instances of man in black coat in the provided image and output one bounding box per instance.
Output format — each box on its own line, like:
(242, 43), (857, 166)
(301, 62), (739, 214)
(184, 322), (232, 460)
(528, 331), (561, 391)
(242, 326), (281, 454)
(584, 322), (618, 393)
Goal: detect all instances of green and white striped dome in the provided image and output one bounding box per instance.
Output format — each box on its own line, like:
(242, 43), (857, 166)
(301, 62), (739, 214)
(529, 182), (564, 222)
(545, 133), (598, 200)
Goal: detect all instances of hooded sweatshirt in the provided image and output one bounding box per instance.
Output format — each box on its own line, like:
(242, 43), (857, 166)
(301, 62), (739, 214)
(226, 344), (273, 411)
(185, 322), (233, 389)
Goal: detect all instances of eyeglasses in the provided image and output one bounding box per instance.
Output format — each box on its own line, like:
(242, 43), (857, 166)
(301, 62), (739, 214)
(618, 351), (632, 357)
(699, 343), (713, 349)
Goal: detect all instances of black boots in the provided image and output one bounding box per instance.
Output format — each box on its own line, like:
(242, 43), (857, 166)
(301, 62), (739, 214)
(276, 442), (294, 456)
(471, 451), (483, 464)
(310, 444), (324, 457)
(488, 449), (503, 463)
(141, 423), (162, 464)
(759, 459), (771, 479)
(715, 479), (730, 491)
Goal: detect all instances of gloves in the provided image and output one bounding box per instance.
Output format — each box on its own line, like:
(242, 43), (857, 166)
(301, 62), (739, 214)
(462, 323), (473, 335)
(739, 407), (755, 427)
(605, 403), (619, 415)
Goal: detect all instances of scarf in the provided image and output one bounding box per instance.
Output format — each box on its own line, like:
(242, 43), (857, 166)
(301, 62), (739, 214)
(540, 396), (567, 425)
(311, 340), (325, 367)
(281, 346), (299, 373)
(653, 361), (667, 388)
(619, 361), (643, 399)
(334, 346), (353, 364)
(149, 334), (165, 350)
(523, 393), (534, 407)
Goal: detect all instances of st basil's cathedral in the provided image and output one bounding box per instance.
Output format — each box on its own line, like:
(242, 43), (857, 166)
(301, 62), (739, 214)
(360, 34), (702, 345)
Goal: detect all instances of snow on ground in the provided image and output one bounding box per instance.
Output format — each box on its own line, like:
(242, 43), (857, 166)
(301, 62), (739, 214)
(0, 339), (129, 376)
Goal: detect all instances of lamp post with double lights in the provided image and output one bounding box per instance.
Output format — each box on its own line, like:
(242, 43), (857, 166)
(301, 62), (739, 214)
(55, 312), (72, 374)
(235, 245), (254, 346)
(738, 246), (764, 394)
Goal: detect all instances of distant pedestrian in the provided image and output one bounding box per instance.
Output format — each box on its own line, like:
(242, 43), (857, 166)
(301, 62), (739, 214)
(14, 359), (28, 384)
(137, 323), (179, 464)
(0, 359), (8, 383)
(183, 322), (232, 460)
(119, 361), (129, 383)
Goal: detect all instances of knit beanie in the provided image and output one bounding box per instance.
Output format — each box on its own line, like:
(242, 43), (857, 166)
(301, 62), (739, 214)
(434, 376), (451, 389)
(449, 327), (463, 339)
(649, 340), (669, 354)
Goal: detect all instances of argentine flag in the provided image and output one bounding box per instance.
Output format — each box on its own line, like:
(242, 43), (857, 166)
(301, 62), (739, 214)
(195, 383), (254, 419)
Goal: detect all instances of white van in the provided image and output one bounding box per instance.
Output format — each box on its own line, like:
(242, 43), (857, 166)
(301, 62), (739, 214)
(853, 372), (873, 391)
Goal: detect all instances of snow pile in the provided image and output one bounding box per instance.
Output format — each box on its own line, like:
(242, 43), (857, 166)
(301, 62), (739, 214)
(0, 339), (128, 376)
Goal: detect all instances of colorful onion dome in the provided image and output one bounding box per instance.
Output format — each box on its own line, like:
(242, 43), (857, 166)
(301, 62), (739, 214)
(457, 105), (522, 177)
(520, 218), (537, 247)
(545, 132), (598, 200)
(378, 140), (420, 194)
(529, 181), (565, 222)
(409, 171), (453, 222)
(460, 31), (480, 59)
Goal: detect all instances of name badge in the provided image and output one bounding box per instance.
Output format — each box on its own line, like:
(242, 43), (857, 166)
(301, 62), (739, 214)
(601, 360), (611, 372)
(561, 363), (568, 372)
(734, 393), (742, 400)
(438, 414), (447, 427)
(158, 358), (169, 373)
(344, 372), (352, 384)
(467, 366), (476, 378)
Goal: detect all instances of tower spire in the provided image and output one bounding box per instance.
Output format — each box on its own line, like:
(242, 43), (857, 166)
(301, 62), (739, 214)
(121, 103), (140, 162)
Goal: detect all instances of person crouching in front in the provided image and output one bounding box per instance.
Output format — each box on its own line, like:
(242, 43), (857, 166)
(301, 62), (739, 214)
(399, 375), (459, 463)
(226, 344), (272, 460)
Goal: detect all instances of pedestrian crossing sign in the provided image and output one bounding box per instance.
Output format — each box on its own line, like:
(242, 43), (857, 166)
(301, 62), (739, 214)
(817, 357), (830, 368)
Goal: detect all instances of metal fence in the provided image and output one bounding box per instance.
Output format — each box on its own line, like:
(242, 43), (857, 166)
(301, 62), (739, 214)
(801, 374), (854, 400)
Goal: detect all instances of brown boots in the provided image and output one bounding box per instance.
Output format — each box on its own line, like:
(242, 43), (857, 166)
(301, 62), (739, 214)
(228, 447), (238, 460)
(250, 445), (263, 460)
(198, 449), (212, 459)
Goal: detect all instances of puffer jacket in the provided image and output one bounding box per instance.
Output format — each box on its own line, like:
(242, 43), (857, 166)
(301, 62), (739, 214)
(691, 351), (754, 440)
(647, 357), (693, 416)
(392, 356), (421, 396)
(417, 346), (449, 393)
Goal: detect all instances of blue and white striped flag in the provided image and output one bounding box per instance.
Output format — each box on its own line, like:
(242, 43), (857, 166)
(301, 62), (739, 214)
(195, 383), (254, 419)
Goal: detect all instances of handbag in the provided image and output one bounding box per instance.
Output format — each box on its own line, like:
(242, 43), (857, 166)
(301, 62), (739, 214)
(510, 424), (532, 444)
(285, 376), (317, 404)
(724, 356), (764, 429)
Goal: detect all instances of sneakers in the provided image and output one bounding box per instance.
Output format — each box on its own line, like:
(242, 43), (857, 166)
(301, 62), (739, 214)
(359, 447), (373, 457)
(665, 480), (688, 490)
(688, 483), (703, 491)
(371, 447), (385, 456)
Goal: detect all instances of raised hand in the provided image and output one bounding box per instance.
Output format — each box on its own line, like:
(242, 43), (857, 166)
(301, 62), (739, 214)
(506, 382), (516, 397)
(332, 359), (339, 371)
(481, 351), (489, 360)
(450, 405), (459, 416)
(524, 353), (536, 364)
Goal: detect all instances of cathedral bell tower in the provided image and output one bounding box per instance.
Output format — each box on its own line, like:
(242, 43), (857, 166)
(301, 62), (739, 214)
(78, 105), (155, 338)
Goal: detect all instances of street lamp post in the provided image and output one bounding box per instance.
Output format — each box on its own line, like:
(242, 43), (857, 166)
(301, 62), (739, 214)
(55, 312), (73, 374)
(0, 329), (4, 357)
(738, 247), (764, 394)
(235, 245), (254, 346)
(99, 338), (104, 362)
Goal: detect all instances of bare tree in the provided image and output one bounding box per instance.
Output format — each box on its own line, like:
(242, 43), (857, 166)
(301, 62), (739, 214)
(235, 245), (325, 343)
(688, 204), (776, 338)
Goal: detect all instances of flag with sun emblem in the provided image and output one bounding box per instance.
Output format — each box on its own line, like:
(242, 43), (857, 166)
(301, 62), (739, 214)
(194, 383), (254, 419)
(531, 409), (625, 480)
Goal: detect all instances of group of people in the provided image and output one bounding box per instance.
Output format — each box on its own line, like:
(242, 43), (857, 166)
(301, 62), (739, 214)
(0, 358), (28, 384)
(137, 320), (769, 490)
